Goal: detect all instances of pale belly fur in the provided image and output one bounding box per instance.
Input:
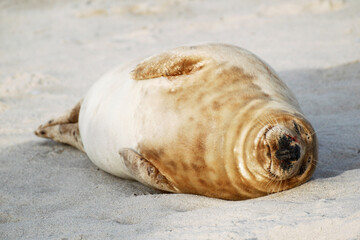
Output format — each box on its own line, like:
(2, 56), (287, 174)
(79, 65), (142, 179)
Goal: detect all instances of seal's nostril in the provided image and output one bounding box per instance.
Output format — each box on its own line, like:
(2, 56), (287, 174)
(276, 145), (300, 161)
(278, 135), (291, 149)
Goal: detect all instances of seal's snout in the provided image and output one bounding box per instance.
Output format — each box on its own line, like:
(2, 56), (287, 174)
(265, 124), (306, 177)
(275, 135), (301, 162)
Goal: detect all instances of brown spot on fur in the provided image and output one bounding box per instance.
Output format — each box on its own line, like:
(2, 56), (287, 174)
(196, 91), (206, 102)
(212, 100), (221, 110)
(180, 162), (189, 171)
(140, 145), (166, 162)
(143, 150), (159, 161)
(222, 66), (254, 84)
(168, 160), (177, 171)
(176, 92), (189, 103)
(195, 134), (206, 155)
(199, 178), (208, 187)
(191, 163), (203, 171)
(215, 179), (226, 188)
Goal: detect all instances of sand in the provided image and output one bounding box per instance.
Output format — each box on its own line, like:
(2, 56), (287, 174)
(1, 0), (360, 239)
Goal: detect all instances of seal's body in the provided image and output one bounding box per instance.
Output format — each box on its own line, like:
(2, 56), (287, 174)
(35, 44), (317, 200)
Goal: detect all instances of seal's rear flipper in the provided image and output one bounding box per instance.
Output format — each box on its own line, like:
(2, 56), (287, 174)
(119, 148), (177, 193)
(34, 100), (84, 152)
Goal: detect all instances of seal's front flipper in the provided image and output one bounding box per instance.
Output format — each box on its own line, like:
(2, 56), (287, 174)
(119, 148), (177, 193)
(131, 46), (207, 80)
(34, 100), (84, 152)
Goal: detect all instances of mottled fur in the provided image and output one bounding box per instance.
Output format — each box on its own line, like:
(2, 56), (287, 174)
(35, 44), (317, 200)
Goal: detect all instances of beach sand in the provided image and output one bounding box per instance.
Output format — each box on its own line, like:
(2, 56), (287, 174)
(1, 0), (360, 239)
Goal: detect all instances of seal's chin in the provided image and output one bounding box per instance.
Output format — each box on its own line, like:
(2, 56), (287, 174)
(265, 125), (304, 180)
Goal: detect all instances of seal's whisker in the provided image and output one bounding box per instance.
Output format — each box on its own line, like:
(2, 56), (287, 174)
(310, 160), (319, 168)
(264, 115), (274, 126)
(256, 119), (270, 131)
(274, 181), (280, 193)
(278, 180), (284, 193)
(275, 180), (280, 193)
(278, 181), (283, 193)
(270, 180), (277, 194)
(269, 176), (281, 194)
(258, 119), (274, 136)
(270, 116), (278, 126)
(265, 173), (277, 194)
(255, 119), (266, 129)
(274, 117), (280, 127)
(257, 117), (269, 129)
(265, 178), (275, 195)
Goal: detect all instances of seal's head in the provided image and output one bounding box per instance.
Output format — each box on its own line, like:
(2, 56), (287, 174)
(232, 110), (318, 198)
(252, 113), (317, 194)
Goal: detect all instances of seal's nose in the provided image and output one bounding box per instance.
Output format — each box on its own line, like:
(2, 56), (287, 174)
(275, 135), (301, 165)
